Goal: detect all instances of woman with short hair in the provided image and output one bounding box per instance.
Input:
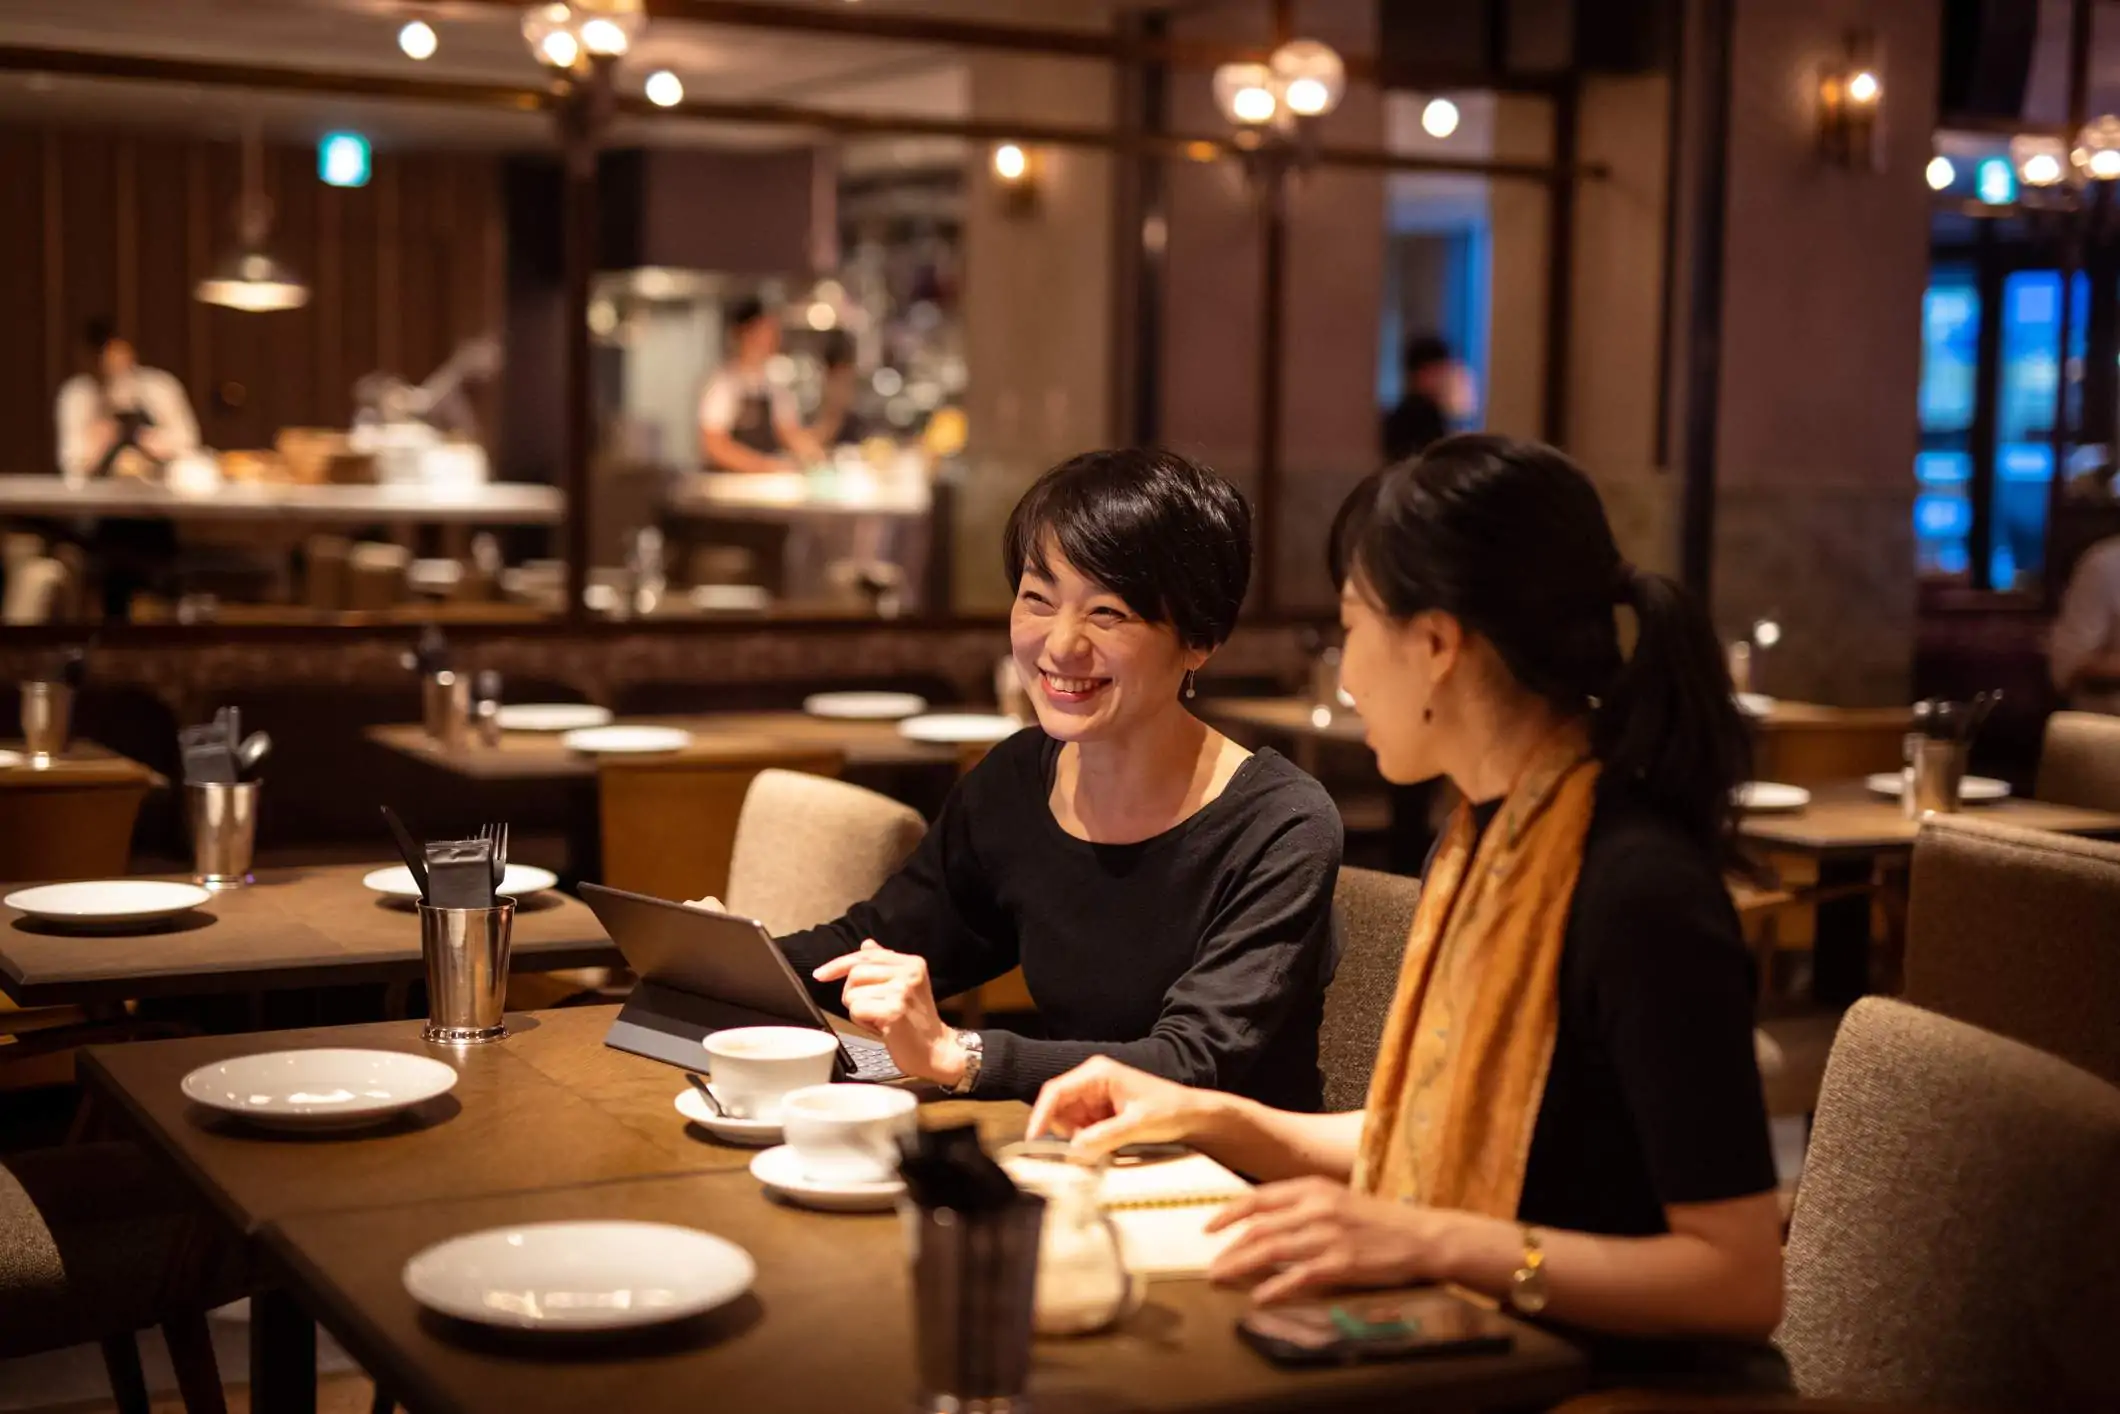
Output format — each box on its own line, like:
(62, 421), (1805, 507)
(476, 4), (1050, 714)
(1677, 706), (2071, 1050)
(1030, 435), (1784, 1384)
(766, 448), (1343, 1106)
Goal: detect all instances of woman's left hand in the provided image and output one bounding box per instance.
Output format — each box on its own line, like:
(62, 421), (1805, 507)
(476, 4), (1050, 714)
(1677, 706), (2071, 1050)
(1205, 1176), (1444, 1304)
(811, 941), (967, 1087)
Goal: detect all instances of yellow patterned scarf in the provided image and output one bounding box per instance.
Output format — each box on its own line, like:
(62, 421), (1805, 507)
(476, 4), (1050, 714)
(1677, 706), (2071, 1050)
(1351, 728), (1601, 1217)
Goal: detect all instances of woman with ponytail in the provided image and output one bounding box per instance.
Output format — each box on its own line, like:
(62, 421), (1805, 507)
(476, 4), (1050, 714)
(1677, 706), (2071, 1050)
(1027, 436), (1785, 1386)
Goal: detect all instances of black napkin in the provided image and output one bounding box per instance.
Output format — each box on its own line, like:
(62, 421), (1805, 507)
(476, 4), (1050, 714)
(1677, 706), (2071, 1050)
(424, 837), (496, 910)
(179, 718), (237, 784)
(897, 1123), (1020, 1214)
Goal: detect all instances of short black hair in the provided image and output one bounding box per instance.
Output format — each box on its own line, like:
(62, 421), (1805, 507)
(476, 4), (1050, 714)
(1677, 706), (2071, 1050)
(1003, 448), (1251, 651)
(83, 315), (120, 354)
(1402, 333), (1451, 374)
(725, 296), (769, 332)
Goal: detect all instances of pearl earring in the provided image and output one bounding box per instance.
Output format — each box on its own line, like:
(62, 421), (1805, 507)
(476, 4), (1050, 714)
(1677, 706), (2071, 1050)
(1183, 669), (1197, 700)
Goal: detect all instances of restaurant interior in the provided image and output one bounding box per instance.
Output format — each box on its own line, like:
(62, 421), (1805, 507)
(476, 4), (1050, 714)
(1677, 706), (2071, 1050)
(3, 0), (2120, 1410)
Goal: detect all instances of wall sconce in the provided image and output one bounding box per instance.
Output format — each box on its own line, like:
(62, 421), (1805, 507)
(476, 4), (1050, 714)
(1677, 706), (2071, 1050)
(1817, 35), (1884, 170)
(2011, 133), (2070, 190)
(1211, 38), (1346, 187)
(2073, 115), (2120, 182)
(991, 142), (1039, 217)
(521, 0), (643, 73)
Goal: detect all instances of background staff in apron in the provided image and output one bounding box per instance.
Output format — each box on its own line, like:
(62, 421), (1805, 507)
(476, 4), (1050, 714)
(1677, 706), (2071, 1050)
(698, 297), (824, 475)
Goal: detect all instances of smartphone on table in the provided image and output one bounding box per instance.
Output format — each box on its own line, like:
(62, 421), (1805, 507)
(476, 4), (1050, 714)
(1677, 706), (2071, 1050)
(1236, 1290), (1516, 1367)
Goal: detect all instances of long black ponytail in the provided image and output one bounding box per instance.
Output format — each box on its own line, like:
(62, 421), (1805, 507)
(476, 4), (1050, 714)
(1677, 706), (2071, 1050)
(1330, 434), (1750, 852)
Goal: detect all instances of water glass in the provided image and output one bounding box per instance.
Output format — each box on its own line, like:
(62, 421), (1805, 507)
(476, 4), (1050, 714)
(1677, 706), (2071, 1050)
(20, 681), (72, 765)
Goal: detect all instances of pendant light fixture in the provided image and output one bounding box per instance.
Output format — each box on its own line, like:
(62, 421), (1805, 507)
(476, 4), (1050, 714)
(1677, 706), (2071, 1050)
(196, 117), (310, 313)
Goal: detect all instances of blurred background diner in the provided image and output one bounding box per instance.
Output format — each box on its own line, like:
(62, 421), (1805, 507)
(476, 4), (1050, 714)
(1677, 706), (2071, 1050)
(4, 0), (2120, 1411)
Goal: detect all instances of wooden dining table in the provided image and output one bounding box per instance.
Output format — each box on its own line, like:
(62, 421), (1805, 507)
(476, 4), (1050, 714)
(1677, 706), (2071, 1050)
(1739, 784), (2120, 1002)
(0, 863), (616, 1007)
(77, 1006), (1587, 1414)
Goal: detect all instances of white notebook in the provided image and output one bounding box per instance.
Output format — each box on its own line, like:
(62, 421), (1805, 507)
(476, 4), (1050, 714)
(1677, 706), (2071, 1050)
(1099, 1152), (1254, 1279)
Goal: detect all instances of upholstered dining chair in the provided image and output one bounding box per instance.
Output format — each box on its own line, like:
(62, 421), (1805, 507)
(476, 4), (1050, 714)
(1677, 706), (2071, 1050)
(724, 768), (927, 937)
(1776, 998), (2120, 1409)
(594, 744), (846, 906)
(1901, 814), (2120, 1086)
(1319, 866), (1421, 1112)
(2034, 708), (2120, 811)
(1, 1143), (247, 1414)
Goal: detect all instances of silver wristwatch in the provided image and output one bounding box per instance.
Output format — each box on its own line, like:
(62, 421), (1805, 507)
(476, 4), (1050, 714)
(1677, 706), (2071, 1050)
(949, 1029), (984, 1095)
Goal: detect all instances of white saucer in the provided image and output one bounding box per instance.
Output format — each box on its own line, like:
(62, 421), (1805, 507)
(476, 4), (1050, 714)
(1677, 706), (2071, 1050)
(495, 704), (612, 733)
(1865, 772), (2012, 803)
(1734, 781), (1811, 814)
(803, 692), (928, 721)
(181, 1049), (458, 1131)
(4, 879), (214, 926)
(675, 1085), (781, 1147)
(0, 749), (21, 769)
(362, 864), (558, 901)
(560, 725), (693, 755)
(896, 713), (1021, 746)
(749, 1144), (903, 1212)
(402, 1221), (754, 1332)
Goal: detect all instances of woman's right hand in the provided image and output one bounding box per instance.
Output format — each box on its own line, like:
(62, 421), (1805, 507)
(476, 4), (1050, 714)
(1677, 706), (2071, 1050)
(1027, 1057), (1221, 1158)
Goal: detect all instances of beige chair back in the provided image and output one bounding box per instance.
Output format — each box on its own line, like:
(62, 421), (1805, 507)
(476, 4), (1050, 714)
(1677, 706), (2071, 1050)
(1902, 815), (2120, 1085)
(725, 768), (926, 938)
(1319, 867), (1421, 1112)
(2035, 709), (2120, 811)
(596, 744), (844, 905)
(1779, 997), (2120, 1410)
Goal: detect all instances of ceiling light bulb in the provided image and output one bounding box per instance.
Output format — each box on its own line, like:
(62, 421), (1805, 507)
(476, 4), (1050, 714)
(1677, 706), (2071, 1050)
(1925, 154), (1955, 191)
(1284, 76), (1329, 117)
(1421, 97), (1461, 139)
(1846, 70), (1880, 105)
(579, 17), (627, 56)
(1231, 85), (1277, 125)
(397, 20), (437, 60)
(644, 69), (683, 107)
(538, 29), (580, 68)
(992, 143), (1027, 182)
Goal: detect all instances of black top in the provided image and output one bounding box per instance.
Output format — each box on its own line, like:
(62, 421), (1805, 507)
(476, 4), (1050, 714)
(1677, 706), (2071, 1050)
(1464, 788), (1782, 1383)
(776, 728), (1344, 1108)
(1381, 391), (1449, 464)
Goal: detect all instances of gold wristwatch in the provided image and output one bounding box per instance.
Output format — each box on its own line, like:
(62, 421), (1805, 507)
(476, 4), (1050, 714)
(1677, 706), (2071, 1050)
(1507, 1225), (1548, 1315)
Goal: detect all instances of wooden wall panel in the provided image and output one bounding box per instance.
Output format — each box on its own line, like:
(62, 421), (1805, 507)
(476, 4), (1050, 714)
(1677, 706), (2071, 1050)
(0, 122), (504, 472)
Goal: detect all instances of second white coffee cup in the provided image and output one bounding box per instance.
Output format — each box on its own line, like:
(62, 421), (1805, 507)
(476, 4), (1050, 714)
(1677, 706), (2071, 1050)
(701, 1026), (838, 1121)
(781, 1083), (917, 1185)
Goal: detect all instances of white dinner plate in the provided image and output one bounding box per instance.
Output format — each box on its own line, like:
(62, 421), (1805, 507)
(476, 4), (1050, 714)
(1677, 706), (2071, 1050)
(0, 749), (22, 769)
(749, 1144), (903, 1212)
(802, 692), (929, 722)
(560, 725), (693, 755)
(1735, 693), (1777, 718)
(402, 1221), (755, 1333)
(181, 1049), (459, 1131)
(4, 879), (214, 925)
(675, 1085), (782, 1147)
(362, 864), (558, 901)
(690, 584), (772, 614)
(1865, 772), (2012, 803)
(896, 713), (1022, 746)
(495, 704), (612, 734)
(1734, 781), (1812, 814)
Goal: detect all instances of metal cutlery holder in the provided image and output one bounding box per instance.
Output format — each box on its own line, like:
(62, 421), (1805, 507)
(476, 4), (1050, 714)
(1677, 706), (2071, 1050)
(906, 1192), (1046, 1414)
(186, 780), (260, 890)
(418, 898), (515, 1044)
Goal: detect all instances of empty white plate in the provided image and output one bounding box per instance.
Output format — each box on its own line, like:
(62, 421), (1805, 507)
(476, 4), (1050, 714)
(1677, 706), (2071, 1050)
(1866, 772), (2012, 803)
(495, 704), (612, 734)
(560, 725), (693, 755)
(675, 1086), (781, 1147)
(749, 1144), (903, 1212)
(1735, 782), (1812, 814)
(1735, 693), (1777, 718)
(0, 749), (21, 769)
(402, 1221), (755, 1332)
(896, 714), (1021, 746)
(362, 864), (558, 901)
(181, 1049), (458, 1131)
(4, 879), (213, 925)
(802, 692), (929, 721)
(690, 584), (772, 614)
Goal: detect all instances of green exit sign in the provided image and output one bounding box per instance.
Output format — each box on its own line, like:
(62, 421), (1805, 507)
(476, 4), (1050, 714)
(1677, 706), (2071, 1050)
(319, 132), (371, 189)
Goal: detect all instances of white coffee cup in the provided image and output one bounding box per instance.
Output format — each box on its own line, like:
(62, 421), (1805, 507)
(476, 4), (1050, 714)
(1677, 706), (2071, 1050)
(781, 1083), (917, 1185)
(701, 1026), (837, 1121)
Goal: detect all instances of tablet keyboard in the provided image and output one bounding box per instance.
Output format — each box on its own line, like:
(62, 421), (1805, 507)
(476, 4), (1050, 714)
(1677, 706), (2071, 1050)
(841, 1034), (904, 1083)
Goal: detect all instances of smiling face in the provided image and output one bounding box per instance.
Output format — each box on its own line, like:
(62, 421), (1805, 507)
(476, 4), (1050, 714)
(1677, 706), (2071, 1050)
(1010, 542), (1204, 744)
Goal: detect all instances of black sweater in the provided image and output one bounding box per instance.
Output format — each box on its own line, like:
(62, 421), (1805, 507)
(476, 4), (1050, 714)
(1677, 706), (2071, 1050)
(776, 728), (1344, 1108)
